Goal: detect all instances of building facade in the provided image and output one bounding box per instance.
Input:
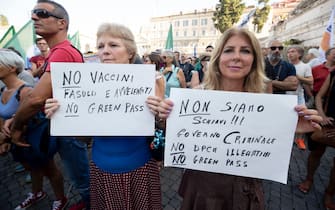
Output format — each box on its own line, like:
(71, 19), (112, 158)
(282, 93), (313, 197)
(269, 0), (334, 47)
(136, 0), (303, 56)
(136, 8), (220, 56)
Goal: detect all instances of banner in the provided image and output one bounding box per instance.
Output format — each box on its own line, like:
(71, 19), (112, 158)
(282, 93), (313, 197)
(165, 24), (173, 50)
(4, 20), (36, 61)
(164, 88), (298, 184)
(238, 8), (256, 28)
(0, 25), (15, 48)
(319, 7), (335, 62)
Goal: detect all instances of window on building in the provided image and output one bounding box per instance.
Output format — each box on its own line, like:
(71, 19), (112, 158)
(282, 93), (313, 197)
(193, 30), (196, 36)
(176, 31), (179, 37)
(192, 19), (198, 26)
(201, 18), (207, 26)
(184, 31), (187, 37)
(202, 30), (206, 36)
(183, 20), (189, 27)
(175, 21), (180, 27)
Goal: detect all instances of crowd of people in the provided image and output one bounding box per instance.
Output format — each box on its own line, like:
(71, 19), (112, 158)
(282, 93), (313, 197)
(0, 0), (333, 210)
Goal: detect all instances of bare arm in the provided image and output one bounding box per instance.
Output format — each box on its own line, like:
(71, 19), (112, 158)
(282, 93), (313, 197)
(10, 72), (52, 146)
(190, 71), (200, 89)
(297, 75), (313, 86)
(272, 75), (298, 91)
(30, 63), (45, 78)
(177, 69), (187, 88)
(155, 73), (165, 99)
(315, 75), (333, 125)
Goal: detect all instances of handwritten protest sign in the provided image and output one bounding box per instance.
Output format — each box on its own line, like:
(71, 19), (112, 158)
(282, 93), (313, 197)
(50, 63), (155, 136)
(164, 88), (298, 184)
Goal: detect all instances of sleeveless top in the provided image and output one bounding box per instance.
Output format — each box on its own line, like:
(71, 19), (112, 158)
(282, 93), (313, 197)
(161, 64), (181, 97)
(0, 84), (27, 120)
(92, 136), (151, 173)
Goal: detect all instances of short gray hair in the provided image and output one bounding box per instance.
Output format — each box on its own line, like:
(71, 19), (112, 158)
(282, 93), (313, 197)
(0, 48), (25, 74)
(307, 48), (319, 58)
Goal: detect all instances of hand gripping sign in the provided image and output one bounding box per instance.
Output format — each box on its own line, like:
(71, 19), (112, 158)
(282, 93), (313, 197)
(164, 88), (298, 184)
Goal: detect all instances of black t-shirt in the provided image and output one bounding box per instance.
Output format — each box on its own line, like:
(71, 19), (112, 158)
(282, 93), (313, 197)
(264, 58), (296, 94)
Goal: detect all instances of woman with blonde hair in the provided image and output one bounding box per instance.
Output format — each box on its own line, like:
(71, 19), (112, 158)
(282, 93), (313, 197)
(44, 23), (163, 210)
(157, 27), (322, 210)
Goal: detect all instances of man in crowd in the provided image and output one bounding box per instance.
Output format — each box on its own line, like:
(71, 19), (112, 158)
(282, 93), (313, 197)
(179, 52), (194, 87)
(264, 40), (298, 94)
(29, 37), (49, 79)
(286, 45), (313, 149)
(10, 1), (90, 210)
(205, 45), (214, 53)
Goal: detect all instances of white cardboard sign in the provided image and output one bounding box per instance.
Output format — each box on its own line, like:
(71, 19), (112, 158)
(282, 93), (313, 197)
(50, 62), (155, 136)
(164, 88), (298, 184)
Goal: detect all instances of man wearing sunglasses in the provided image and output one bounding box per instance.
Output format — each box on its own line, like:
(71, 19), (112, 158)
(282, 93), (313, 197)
(10, 1), (90, 210)
(264, 39), (298, 94)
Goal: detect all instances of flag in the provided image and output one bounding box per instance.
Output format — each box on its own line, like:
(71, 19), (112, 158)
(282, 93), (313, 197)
(238, 8), (256, 28)
(193, 44), (197, 57)
(4, 20), (36, 61)
(319, 7), (335, 62)
(0, 25), (16, 48)
(165, 24), (173, 50)
(70, 31), (81, 51)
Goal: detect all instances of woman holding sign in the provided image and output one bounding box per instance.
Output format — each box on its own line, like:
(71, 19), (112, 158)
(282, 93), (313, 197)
(156, 27), (322, 210)
(45, 23), (163, 210)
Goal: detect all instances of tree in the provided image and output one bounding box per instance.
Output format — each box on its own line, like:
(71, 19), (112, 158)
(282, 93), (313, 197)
(252, 0), (271, 33)
(212, 0), (245, 33)
(0, 15), (9, 26)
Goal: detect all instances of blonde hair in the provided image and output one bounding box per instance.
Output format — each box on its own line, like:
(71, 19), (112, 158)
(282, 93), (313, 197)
(203, 27), (268, 93)
(96, 23), (137, 63)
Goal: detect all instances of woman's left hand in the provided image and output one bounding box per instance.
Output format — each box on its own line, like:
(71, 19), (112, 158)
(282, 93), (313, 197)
(146, 95), (162, 116)
(295, 105), (322, 133)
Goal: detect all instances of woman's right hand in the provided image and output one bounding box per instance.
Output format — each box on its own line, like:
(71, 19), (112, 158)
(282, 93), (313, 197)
(157, 99), (174, 120)
(44, 98), (60, 118)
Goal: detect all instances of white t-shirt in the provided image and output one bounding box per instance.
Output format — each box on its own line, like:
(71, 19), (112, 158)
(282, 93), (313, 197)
(286, 61), (312, 104)
(307, 58), (322, 68)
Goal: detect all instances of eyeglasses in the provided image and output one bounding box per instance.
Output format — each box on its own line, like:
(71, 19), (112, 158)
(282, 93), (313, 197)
(270, 46), (284, 51)
(32, 9), (63, 19)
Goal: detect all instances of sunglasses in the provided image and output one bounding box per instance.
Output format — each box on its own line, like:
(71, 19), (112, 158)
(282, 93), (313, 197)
(32, 9), (63, 19)
(270, 46), (284, 51)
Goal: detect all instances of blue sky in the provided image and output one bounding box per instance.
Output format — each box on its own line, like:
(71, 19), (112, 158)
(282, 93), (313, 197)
(1, 0), (272, 39)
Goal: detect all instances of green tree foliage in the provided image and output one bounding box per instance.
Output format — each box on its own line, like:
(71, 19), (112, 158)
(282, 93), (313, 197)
(252, 0), (270, 33)
(212, 0), (245, 33)
(283, 38), (303, 46)
(0, 15), (9, 26)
